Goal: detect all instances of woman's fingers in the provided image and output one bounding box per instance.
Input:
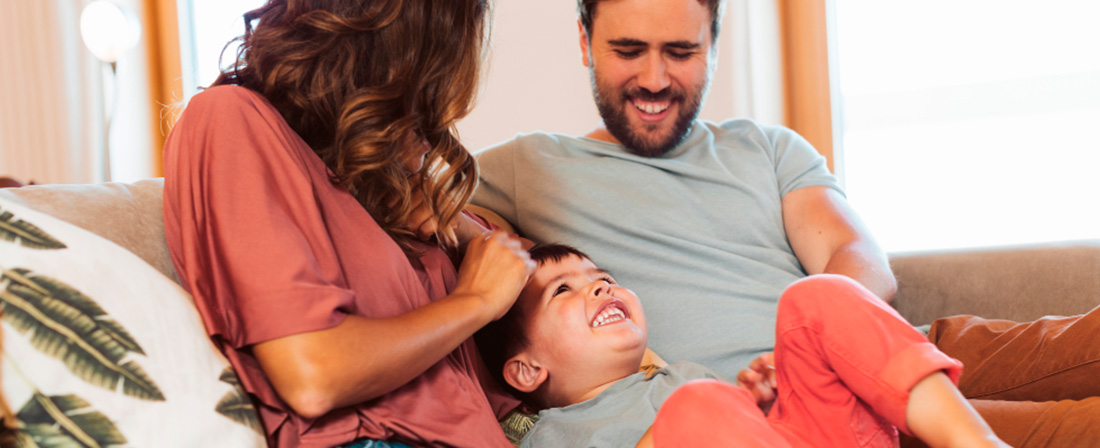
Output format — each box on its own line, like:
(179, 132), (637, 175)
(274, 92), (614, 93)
(457, 231), (534, 320)
(480, 232), (534, 277)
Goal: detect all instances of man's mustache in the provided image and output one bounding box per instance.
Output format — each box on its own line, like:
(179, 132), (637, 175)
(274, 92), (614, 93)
(624, 87), (682, 103)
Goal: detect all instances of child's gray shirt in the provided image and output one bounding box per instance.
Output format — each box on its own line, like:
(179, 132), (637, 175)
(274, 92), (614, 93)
(520, 362), (727, 448)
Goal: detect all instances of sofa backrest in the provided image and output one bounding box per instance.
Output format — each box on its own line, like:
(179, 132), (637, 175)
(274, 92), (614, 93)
(0, 178), (179, 284)
(889, 240), (1100, 325)
(2, 179), (1096, 328)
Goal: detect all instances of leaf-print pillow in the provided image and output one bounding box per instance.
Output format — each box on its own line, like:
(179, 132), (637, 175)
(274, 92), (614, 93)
(0, 198), (265, 447)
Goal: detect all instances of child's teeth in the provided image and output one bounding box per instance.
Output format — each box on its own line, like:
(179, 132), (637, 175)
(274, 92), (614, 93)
(592, 308), (628, 328)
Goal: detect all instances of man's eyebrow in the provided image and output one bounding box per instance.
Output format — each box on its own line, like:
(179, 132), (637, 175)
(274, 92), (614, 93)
(606, 38), (701, 51)
(665, 41), (701, 50)
(607, 38), (647, 47)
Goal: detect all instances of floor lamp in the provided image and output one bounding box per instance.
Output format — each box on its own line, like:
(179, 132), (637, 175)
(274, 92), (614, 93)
(79, 0), (141, 183)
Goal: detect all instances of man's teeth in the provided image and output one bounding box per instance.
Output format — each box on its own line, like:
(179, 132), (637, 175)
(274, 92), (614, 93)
(592, 307), (627, 328)
(635, 101), (670, 115)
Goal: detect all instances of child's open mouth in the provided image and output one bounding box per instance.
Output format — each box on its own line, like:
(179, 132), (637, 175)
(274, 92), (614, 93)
(591, 299), (630, 328)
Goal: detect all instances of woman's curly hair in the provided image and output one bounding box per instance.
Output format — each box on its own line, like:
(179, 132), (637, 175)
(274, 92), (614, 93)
(212, 0), (489, 253)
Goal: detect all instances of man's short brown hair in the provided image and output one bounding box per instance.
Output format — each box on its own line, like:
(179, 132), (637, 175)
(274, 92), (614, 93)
(577, 0), (724, 43)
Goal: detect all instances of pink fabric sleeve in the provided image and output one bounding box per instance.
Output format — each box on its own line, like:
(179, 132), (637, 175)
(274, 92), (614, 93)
(164, 86), (353, 348)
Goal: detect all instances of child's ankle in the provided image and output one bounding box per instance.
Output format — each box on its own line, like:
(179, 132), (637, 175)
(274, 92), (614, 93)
(944, 433), (1010, 448)
(906, 373), (1009, 448)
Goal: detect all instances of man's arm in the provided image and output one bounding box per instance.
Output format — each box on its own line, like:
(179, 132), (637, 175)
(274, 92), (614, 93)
(782, 186), (897, 302)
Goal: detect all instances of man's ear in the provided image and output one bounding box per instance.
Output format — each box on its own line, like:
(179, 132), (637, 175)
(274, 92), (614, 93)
(578, 19), (591, 67)
(503, 352), (548, 393)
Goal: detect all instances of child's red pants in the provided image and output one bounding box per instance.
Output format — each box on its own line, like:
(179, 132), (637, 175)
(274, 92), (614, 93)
(652, 274), (962, 447)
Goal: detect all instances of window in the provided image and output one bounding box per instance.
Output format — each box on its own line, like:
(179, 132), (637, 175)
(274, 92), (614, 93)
(834, 0), (1100, 252)
(178, 0), (265, 99)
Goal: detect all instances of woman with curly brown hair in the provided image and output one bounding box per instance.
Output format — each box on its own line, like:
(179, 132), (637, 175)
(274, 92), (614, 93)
(162, 1), (532, 446)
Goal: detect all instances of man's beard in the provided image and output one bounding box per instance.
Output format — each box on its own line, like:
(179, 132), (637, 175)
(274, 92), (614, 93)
(590, 69), (707, 158)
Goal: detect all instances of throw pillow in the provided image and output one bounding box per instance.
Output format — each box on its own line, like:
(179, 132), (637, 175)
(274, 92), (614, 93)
(0, 197), (265, 446)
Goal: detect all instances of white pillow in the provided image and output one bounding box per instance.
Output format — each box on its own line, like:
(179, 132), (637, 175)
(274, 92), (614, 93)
(0, 197), (265, 447)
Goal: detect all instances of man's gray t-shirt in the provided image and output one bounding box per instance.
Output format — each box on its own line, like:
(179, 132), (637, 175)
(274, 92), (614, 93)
(520, 362), (726, 448)
(473, 119), (841, 376)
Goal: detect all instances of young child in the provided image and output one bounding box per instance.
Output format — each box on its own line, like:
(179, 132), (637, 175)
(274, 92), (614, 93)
(476, 244), (1010, 448)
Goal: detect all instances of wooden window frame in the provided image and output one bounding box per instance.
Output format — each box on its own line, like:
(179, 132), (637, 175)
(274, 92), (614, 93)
(142, 0), (182, 178)
(777, 0), (836, 173)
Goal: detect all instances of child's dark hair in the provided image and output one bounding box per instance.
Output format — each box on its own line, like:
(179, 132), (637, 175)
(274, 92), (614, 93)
(474, 244), (593, 403)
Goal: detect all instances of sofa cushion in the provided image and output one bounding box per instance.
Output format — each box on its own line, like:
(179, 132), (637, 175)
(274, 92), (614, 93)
(0, 179), (178, 285)
(0, 197), (264, 446)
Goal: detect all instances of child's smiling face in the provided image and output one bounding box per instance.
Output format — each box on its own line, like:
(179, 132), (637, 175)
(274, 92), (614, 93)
(517, 254), (648, 400)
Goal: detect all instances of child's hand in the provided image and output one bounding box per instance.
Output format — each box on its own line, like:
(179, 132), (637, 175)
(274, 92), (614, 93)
(736, 352), (778, 414)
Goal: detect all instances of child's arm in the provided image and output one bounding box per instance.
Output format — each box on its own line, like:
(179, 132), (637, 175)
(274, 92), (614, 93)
(634, 426), (654, 448)
(906, 372), (1011, 448)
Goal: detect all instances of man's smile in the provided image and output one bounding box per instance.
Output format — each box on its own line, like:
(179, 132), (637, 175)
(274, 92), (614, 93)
(631, 98), (674, 123)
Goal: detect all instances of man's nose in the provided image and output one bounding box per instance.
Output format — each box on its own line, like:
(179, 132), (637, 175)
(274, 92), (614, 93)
(638, 53), (671, 93)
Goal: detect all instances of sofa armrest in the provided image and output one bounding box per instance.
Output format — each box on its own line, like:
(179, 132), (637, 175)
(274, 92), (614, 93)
(888, 240), (1100, 326)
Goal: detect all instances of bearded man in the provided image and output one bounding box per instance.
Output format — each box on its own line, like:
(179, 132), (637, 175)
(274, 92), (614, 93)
(472, 1), (1100, 446)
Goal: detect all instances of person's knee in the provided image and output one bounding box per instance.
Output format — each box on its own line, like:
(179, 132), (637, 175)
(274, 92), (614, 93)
(779, 274), (857, 316)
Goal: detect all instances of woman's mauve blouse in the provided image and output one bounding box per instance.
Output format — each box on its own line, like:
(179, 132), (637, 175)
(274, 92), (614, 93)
(162, 85), (515, 447)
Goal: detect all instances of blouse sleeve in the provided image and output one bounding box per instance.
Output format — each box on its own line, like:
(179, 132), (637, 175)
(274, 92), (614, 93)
(164, 86), (353, 348)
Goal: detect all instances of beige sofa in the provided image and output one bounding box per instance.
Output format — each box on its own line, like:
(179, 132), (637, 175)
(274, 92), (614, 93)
(4, 178), (1097, 324)
(2, 179), (1098, 443)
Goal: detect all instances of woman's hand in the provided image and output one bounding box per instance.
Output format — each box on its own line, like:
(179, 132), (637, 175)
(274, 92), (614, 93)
(452, 211), (494, 248)
(453, 231), (536, 321)
(736, 352), (778, 414)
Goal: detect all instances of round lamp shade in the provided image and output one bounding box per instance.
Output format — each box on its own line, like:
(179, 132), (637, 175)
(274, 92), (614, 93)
(79, 1), (141, 63)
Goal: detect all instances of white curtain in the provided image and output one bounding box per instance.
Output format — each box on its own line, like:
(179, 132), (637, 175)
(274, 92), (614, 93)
(722, 0), (785, 125)
(0, 0), (105, 184)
